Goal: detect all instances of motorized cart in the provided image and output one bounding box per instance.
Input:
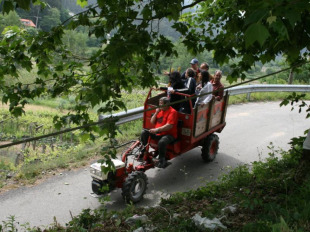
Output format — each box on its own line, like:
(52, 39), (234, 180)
(90, 88), (229, 203)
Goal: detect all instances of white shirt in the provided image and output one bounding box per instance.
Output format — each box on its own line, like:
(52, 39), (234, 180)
(195, 82), (213, 105)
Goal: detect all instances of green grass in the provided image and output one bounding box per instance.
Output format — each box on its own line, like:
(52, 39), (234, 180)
(0, 108), (60, 138)
(0, 88), (145, 187)
(29, 96), (76, 111)
(0, 114), (142, 188)
(4, 68), (38, 86)
(8, 141), (103, 185)
(28, 88), (147, 113)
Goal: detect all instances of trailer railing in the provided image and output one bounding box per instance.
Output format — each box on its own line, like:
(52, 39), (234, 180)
(113, 84), (310, 124)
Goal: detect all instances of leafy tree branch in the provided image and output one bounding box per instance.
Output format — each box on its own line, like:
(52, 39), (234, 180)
(0, 0), (309, 163)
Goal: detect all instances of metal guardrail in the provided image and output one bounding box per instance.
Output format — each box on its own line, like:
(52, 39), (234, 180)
(113, 85), (310, 124)
(228, 84), (310, 96)
(105, 106), (144, 125)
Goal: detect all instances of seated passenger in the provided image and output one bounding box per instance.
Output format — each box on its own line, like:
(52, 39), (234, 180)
(211, 70), (224, 101)
(181, 58), (200, 81)
(200, 62), (214, 82)
(178, 68), (197, 114)
(140, 97), (178, 168)
(183, 68), (197, 95)
(195, 71), (213, 106)
(166, 71), (186, 111)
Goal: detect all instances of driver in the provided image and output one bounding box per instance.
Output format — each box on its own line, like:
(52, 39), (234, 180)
(140, 97), (178, 168)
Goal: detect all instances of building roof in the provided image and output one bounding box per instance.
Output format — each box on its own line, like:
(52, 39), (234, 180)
(20, 19), (36, 28)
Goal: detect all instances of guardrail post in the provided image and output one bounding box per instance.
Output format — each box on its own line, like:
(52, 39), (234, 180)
(246, 92), (251, 101)
(288, 68), (294, 84)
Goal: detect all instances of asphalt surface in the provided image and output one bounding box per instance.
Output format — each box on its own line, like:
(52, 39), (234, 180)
(0, 101), (308, 229)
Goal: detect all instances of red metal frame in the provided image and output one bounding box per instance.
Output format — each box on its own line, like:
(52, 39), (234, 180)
(121, 88), (229, 177)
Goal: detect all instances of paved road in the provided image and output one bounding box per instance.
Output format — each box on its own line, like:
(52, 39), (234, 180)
(0, 102), (308, 229)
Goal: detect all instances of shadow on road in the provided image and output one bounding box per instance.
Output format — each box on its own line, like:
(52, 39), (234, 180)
(102, 148), (243, 211)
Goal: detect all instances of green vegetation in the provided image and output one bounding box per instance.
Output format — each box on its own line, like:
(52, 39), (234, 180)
(0, 63), (148, 188)
(1, 0), (309, 125)
(0, 11), (21, 32)
(0, 1), (309, 231)
(0, 86), (308, 192)
(1, 62), (308, 189)
(0, 102), (143, 189)
(0, 57), (308, 190)
(0, 103), (172, 186)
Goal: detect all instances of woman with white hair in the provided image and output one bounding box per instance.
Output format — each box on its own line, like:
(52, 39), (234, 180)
(211, 70), (224, 101)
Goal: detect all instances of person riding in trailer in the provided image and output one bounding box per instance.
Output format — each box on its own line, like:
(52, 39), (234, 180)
(195, 70), (213, 107)
(140, 97), (178, 168)
(211, 70), (224, 101)
(181, 58), (200, 81)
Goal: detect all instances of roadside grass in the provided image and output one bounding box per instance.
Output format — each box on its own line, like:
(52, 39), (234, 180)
(28, 96), (76, 111)
(14, 143), (102, 182)
(0, 116), (142, 190)
(0, 89), (146, 190)
(2, 142), (308, 231)
(28, 89), (147, 112)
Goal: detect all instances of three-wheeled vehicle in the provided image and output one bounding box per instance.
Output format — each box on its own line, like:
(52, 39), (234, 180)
(90, 88), (229, 203)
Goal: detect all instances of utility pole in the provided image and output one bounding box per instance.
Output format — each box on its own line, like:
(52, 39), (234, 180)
(31, 6), (41, 28)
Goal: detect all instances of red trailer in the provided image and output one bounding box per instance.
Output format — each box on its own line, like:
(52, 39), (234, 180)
(90, 88), (229, 203)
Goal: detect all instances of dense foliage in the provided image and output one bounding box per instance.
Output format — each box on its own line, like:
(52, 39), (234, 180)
(190, 0), (310, 79)
(0, 0), (308, 108)
(0, 2), (309, 230)
(0, 0), (309, 163)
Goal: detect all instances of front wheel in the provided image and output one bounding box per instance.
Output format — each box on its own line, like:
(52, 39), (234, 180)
(122, 171), (148, 203)
(201, 134), (219, 162)
(91, 172), (116, 195)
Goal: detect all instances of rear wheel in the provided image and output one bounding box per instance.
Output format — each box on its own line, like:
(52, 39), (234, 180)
(201, 134), (219, 162)
(122, 171), (148, 203)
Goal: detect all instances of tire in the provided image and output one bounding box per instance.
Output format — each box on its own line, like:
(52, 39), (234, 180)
(122, 171), (148, 203)
(201, 134), (219, 162)
(91, 172), (115, 195)
(92, 180), (104, 195)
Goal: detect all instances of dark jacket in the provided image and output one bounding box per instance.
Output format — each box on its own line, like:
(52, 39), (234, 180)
(160, 81), (186, 111)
